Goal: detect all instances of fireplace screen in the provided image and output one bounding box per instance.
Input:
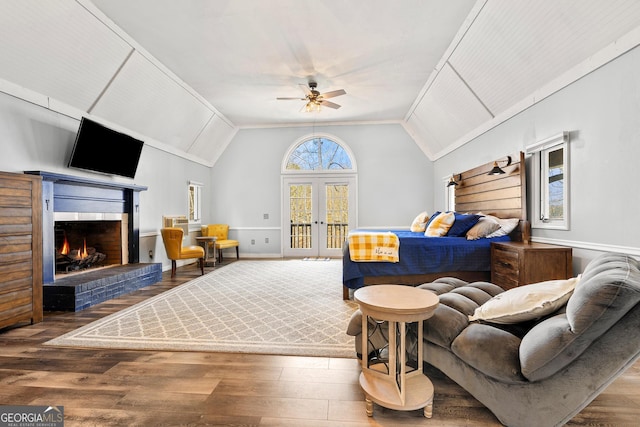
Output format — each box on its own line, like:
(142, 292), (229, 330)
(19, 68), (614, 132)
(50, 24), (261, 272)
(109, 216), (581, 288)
(54, 218), (126, 273)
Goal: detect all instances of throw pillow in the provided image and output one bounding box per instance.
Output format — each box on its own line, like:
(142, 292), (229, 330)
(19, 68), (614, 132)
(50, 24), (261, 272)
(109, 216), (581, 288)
(424, 211), (455, 237)
(447, 213), (483, 237)
(484, 215), (520, 238)
(410, 211), (430, 232)
(466, 217), (501, 240)
(469, 276), (580, 324)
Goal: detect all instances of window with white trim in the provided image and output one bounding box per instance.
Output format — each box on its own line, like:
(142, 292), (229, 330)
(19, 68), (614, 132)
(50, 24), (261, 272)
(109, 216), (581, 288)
(527, 132), (570, 230)
(285, 137), (353, 171)
(188, 181), (203, 223)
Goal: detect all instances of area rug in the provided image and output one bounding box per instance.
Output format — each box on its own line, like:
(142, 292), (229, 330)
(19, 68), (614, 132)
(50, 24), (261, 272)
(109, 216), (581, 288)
(45, 260), (359, 358)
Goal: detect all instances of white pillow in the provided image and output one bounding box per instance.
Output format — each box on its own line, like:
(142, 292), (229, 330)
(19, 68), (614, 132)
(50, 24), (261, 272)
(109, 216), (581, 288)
(469, 276), (580, 324)
(410, 211), (430, 232)
(484, 215), (520, 238)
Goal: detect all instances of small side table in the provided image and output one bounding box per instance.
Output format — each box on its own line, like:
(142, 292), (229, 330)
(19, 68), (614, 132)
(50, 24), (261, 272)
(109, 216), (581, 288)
(354, 285), (439, 418)
(195, 236), (217, 267)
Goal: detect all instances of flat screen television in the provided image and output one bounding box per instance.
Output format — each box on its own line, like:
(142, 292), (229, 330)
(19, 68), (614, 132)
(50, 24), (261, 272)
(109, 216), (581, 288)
(68, 117), (144, 179)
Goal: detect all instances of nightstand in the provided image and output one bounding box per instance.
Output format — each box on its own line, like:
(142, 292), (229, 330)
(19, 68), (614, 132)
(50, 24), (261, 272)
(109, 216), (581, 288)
(491, 241), (573, 290)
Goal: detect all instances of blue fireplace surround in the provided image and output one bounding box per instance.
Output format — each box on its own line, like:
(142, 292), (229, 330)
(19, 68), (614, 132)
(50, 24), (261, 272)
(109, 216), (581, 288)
(25, 171), (162, 311)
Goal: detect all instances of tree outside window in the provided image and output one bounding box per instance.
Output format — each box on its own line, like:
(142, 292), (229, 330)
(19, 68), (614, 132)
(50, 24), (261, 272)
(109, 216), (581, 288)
(286, 138), (352, 170)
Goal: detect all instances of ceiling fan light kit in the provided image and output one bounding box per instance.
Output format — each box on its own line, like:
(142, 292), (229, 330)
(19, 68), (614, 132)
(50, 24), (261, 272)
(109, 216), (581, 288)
(277, 81), (346, 112)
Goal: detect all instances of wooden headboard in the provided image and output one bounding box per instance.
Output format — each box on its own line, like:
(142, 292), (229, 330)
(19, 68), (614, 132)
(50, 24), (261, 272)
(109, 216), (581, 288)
(454, 151), (529, 242)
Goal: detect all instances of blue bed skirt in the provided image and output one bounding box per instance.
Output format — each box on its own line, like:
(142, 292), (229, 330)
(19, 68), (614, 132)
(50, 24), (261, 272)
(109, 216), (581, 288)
(342, 230), (510, 289)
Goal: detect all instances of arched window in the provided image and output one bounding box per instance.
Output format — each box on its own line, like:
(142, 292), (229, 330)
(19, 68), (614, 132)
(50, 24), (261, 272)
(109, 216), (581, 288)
(285, 137), (353, 171)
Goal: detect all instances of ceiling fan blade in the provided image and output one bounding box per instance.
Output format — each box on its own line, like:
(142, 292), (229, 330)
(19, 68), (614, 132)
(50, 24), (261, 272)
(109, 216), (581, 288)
(320, 100), (341, 109)
(299, 84), (312, 97)
(277, 97), (306, 100)
(320, 89), (346, 99)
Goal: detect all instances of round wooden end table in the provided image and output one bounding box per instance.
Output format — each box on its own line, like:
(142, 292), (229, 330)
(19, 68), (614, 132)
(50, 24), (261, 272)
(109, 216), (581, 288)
(354, 284), (439, 418)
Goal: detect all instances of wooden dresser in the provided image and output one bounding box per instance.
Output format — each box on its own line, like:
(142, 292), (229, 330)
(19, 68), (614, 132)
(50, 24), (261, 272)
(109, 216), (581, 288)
(491, 241), (572, 290)
(0, 172), (43, 329)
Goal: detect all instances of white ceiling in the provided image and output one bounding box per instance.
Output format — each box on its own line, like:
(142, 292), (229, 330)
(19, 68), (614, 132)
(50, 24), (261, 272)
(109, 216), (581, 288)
(88, 0), (477, 127)
(2, 1), (640, 165)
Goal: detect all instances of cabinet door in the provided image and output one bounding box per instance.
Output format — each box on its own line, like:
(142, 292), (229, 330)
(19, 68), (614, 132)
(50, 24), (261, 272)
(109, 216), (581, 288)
(0, 172), (42, 328)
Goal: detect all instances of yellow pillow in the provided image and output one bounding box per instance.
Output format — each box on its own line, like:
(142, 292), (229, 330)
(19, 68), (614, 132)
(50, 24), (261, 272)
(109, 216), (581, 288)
(424, 211), (455, 237)
(410, 211), (430, 232)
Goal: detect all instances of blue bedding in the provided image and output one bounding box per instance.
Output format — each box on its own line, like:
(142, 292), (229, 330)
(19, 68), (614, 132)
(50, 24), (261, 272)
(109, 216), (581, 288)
(342, 230), (510, 289)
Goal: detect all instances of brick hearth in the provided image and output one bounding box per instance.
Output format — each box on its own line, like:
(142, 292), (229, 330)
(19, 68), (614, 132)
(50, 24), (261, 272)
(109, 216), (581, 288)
(44, 264), (162, 311)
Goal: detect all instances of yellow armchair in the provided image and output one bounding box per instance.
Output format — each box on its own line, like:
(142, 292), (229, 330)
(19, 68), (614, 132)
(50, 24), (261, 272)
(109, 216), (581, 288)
(161, 227), (205, 277)
(201, 224), (239, 262)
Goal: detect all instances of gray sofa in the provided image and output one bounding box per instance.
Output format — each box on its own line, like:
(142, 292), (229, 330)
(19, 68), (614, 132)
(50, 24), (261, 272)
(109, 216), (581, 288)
(346, 252), (640, 426)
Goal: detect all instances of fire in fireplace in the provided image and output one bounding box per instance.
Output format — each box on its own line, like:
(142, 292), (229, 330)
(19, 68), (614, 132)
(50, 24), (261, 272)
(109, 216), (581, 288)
(56, 232), (107, 273)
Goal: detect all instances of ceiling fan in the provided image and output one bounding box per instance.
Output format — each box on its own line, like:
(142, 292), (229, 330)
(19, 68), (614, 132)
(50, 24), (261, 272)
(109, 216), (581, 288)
(277, 81), (346, 112)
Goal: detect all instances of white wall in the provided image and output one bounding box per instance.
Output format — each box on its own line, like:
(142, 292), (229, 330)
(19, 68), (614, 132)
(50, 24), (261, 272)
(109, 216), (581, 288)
(211, 123), (434, 257)
(434, 44), (640, 269)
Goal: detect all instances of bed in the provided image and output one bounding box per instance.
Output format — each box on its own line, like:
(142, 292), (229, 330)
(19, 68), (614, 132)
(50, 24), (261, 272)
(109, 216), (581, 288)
(342, 152), (529, 299)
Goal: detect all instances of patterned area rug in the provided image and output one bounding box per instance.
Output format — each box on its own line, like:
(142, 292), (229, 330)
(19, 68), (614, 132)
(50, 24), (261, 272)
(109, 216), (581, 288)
(46, 260), (359, 358)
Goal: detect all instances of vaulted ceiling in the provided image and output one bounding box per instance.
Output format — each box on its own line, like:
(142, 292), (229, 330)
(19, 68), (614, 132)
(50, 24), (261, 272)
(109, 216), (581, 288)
(2, 1), (640, 166)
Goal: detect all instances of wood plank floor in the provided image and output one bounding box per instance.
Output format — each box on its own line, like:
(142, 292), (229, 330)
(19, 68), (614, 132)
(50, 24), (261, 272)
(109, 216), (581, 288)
(1, 260), (640, 426)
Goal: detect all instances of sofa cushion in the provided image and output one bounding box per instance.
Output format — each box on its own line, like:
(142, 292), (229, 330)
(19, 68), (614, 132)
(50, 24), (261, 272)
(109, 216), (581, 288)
(452, 323), (526, 383)
(423, 303), (470, 349)
(421, 280), (506, 348)
(520, 253), (640, 381)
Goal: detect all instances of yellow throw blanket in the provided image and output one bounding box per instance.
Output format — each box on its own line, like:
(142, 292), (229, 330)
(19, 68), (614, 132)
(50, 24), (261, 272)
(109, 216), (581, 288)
(347, 231), (399, 262)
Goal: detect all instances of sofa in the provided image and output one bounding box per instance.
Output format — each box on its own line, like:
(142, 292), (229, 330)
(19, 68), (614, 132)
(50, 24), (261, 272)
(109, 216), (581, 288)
(346, 252), (640, 426)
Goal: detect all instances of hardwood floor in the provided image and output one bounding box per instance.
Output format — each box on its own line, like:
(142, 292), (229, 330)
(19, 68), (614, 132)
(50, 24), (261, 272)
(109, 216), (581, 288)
(1, 260), (640, 426)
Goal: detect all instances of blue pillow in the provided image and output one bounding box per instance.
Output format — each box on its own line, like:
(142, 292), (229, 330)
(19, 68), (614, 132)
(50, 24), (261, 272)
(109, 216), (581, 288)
(447, 213), (483, 237)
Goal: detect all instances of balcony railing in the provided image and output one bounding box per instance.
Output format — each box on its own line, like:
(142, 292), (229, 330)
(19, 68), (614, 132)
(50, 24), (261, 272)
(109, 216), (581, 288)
(290, 222), (349, 249)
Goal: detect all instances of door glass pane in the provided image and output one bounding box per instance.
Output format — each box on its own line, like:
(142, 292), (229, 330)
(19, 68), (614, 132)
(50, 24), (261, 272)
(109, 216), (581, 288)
(290, 184), (312, 249)
(547, 147), (564, 220)
(325, 184), (349, 249)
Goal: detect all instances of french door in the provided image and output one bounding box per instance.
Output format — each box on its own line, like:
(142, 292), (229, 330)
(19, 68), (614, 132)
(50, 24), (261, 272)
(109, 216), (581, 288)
(283, 176), (356, 258)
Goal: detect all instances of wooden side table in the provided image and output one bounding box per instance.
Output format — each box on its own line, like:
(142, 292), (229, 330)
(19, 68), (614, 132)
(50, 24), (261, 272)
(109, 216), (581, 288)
(354, 285), (439, 418)
(195, 236), (217, 267)
(491, 241), (573, 289)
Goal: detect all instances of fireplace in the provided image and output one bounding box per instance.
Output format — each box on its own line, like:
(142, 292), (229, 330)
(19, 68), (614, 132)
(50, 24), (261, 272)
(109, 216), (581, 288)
(26, 171), (162, 311)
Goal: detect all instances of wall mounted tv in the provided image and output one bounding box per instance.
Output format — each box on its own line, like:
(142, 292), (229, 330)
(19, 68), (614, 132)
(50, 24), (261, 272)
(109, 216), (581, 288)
(68, 117), (144, 179)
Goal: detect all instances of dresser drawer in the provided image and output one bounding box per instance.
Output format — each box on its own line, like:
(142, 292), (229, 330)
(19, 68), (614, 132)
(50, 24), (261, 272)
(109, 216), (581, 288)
(492, 248), (519, 275)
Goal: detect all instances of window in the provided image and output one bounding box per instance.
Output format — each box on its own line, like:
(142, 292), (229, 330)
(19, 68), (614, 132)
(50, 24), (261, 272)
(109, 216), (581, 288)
(445, 176), (456, 212)
(527, 132), (569, 230)
(285, 137), (353, 171)
(188, 181), (203, 223)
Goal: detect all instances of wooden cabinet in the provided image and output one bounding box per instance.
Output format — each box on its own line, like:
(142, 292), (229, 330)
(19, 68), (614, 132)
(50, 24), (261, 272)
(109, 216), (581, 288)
(491, 241), (572, 290)
(0, 172), (42, 329)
